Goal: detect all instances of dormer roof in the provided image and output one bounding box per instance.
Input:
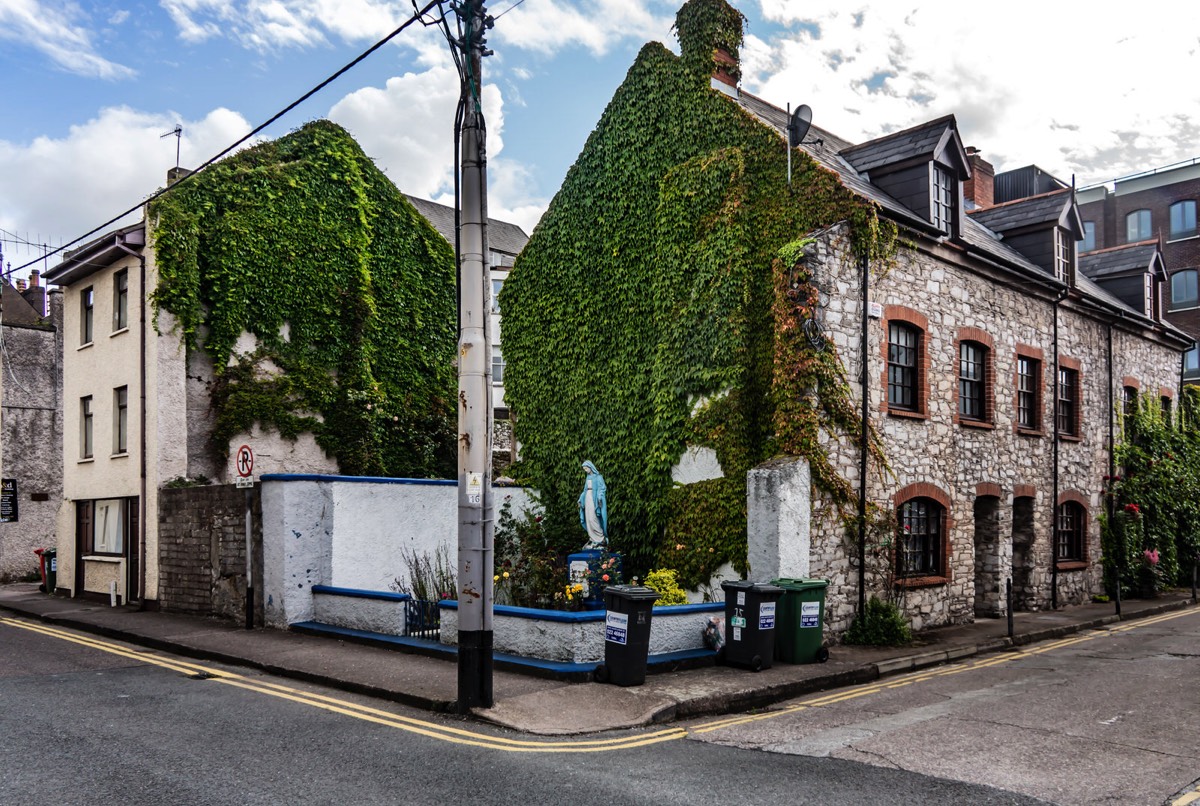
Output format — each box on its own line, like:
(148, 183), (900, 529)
(839, 115), (970, 179)
(1079, 241), (1166, 282)
(968, 188), (1083, 237)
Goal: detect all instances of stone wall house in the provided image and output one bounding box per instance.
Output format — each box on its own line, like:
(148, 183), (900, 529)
(501, 0), (1191, 637)
(0, 273), (62, 582)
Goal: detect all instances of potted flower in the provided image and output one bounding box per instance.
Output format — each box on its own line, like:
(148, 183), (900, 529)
(1138, 547), (1162, 599)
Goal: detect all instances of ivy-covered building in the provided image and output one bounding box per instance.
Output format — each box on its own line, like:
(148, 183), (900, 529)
(501, 0), (1191, 634)
(43, 121), (463, 606)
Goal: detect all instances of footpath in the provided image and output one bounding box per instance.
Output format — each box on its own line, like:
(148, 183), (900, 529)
(2, 582), (1195, 736)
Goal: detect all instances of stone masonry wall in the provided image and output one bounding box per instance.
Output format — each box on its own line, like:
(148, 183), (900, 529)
(0, 318), (62, 582)
(158, 484), (263, 624)
(802, 224), (1183, 636)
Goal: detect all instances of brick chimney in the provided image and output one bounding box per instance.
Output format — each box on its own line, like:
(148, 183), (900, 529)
(711, 46), (739, 95)
(16, 279), (26, 292)
(167, 167), (193, 186)
(963, 146), (995, 209)
(20, 269), (47, 317)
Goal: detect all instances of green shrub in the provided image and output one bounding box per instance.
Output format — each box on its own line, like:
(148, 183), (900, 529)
(643, 569), (688, 605)
(843, 597), (911, 647)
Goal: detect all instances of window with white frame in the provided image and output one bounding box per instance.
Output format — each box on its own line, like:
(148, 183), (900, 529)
(114, 386), (128, 454)
(931, 164), (954, 233)
(113, 269), (129, 331)
(81, 396), (94, 459)
(1144, 274), (1155, 318)
(1054, 228), (1071, 282)
(492, 346), (504, 384)
(81, 287), (94, 345)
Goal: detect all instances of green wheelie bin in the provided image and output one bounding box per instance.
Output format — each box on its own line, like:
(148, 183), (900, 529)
(771, 578), (829, 663)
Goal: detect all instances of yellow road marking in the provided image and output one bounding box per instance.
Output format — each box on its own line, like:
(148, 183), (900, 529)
(0, 615), (685, 753)
(1174, 788), (1200, 806)
(5, 605), (1193, 750)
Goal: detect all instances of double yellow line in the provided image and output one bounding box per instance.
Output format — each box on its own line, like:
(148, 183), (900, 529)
(688, 606), (1197, 735)
(5, 606), (1192, 750)
(0, 616), (685, 753)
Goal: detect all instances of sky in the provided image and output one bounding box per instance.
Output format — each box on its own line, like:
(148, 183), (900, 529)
(2, 0), (1199, 280)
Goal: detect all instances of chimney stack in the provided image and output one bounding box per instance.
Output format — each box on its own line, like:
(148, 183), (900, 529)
(963, 146), (995, 209)
(29, 269), (40, 287)
(167, 167), (193, 186)
(16, 279), (26, 292)
(711, 47), (739, 96)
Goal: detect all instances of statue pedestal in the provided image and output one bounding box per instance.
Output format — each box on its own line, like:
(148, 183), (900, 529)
(568, 550), (621, 610)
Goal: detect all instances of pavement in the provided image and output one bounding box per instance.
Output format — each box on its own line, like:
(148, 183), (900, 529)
(2, 582), (1196, 736)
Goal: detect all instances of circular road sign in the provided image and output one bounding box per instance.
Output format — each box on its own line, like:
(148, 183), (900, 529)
(236, 445), (254, 478)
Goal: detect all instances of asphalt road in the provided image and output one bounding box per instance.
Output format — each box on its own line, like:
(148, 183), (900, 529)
(682, 608), (1200, 806)
(1, 615), (1040, 806)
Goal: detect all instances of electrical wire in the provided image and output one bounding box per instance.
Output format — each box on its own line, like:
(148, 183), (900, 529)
(7, 0), (448, 278)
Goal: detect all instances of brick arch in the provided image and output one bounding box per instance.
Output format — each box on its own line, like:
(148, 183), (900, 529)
(1055, 490), (1091, 566)
(975, 482), (1003, 499)
(954, 327), (997, 427)
(1013, 484), (1037, 500)
(957, 326), (995, 350)
(1057, 489), (1090, 510)
(1121, 375), (1141, 391)
(894, 481), (951, 510)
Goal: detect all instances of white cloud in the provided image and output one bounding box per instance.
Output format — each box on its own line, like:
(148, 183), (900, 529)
(0, 0), (134, 78)
(480, 0), (674, 57)
(743, 1), (1200, 183)
(160, 0), (418, 48)
(0, 106), (251, 260)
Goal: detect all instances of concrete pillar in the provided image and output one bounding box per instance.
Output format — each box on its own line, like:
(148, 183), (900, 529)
(747, 457), (811, 581)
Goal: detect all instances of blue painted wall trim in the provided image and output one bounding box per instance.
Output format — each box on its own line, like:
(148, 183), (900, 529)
(312, 585), (411, 602)
(438, 600), (723, 620)
(262, 473), (457, 486)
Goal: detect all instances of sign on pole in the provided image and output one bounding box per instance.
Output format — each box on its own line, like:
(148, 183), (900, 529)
(0, 479), (17, 523)
(236, 445), (254, 478)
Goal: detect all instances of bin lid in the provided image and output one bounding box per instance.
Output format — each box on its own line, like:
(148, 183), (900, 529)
(603, 585), (660, 602)
(771, 577), (829, 591)
(721, 579), (784, 595)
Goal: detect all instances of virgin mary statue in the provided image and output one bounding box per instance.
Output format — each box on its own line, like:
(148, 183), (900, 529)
(578, 461), (608, 549)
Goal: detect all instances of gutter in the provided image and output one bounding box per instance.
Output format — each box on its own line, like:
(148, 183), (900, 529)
(858, 253), (869, 615)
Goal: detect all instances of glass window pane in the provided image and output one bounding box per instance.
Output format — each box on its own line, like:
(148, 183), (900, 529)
(94, 499), (124, 554)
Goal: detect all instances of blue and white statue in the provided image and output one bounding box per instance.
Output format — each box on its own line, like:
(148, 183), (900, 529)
(578, 460), (608, 549)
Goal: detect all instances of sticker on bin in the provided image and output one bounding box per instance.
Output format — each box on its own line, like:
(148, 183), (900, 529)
(732, 626), (742, 642)
(800, 601), (821, 628)
(759, 602), (776, 630)
(605, 611), (629, 645)
(730, 615), (747, 628)
(737, 591), (746, 605)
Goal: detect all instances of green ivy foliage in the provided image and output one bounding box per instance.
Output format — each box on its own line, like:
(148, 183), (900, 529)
(1105, 387), (1200, 587)
(501, 0), (898, 587)
(149, 120), (457, 477)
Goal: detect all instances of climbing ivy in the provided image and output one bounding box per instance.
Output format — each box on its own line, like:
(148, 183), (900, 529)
(149, 120), (457, 478)
(501, 0), (899, 586)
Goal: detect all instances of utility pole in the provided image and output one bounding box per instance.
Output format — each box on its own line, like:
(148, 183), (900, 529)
(454, 0), (494, 712)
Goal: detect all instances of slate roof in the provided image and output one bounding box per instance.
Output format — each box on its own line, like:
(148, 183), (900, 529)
(405, 195), (530, 257)
(1079, 242), (1163, 280)
(1, 281), (44, 326)
(839, 116), (956, 175)
(968, 189), (1073, 233)
(732, 88), (1189, 341)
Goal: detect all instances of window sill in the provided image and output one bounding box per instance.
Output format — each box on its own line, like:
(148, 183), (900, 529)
(886, 408), (929, 422)
(77, 342), (94, 351)
(110, 327), (129, 337)
(957, 418), (994, 430)
(110, 452), (129, 459)
(1057, 433), (1083, 443)
(1016, 427), (1044, 438)
(895, 575), (948, 589)
(1166, 233), (1198, 244)
(1168, 303), (1199, 313)
(82, 554), (123, 563)
(1056, 560), (1088, 572)
(78, 457), (95, 464)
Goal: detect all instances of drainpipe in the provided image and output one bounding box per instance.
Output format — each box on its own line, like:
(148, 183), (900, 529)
(857, 254), (869, 615)
(1050, 289), (1068, 610)
(115, 239), (147, 607)
(1107, 323), (1119, 617)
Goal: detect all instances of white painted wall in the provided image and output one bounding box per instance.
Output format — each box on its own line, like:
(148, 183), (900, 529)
(260, 474), (533, 627)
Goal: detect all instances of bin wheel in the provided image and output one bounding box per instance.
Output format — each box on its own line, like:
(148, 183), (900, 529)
(594, 663), (610, 684)
(816, 646), (830, 663)
(751, 655), (764, 672)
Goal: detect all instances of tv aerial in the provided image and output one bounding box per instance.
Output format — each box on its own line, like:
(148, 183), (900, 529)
(161, 124), (183, 170)
(786, 104), (823, 187)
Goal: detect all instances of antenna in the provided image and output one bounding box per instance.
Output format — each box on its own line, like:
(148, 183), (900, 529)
(161, 124), (183, 169)
(786, 104), (822, 187)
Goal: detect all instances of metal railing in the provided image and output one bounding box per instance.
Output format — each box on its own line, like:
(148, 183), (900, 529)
(404, 599), (441, 641)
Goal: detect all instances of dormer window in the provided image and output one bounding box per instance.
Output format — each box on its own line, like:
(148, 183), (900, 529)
(932, 164), (954, 233)
(1054, 228), (1071, 283)
(1144, 274), (1154, 318)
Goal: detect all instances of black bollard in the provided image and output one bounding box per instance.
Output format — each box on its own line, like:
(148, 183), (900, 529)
(1006, 578), (1014, 641)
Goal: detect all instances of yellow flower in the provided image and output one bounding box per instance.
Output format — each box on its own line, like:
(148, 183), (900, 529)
(493, 575), (500, 582)
(502, 571), (510, 579)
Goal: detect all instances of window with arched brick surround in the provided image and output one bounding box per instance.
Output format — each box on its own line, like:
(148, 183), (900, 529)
(894, 483), (952, 586)
(953, 327), (995, 427)
(1014, 344), (1045, 435)
(1056, 355), (1083, 440)
(881, 306), (929, 419)
(1055, 491), (1090, 569)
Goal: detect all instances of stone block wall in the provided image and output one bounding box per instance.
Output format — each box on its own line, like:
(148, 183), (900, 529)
(158, 483), (263, 624)
(799, 224), (1183, 636)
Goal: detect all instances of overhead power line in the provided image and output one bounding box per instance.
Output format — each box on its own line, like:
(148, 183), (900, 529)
(7, 0), (447, 278)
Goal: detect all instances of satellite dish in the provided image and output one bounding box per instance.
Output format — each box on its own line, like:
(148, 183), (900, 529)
(787, 104), (812, 149)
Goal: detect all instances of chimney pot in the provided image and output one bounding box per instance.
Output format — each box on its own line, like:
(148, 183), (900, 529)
(30, 269), (40, 288)
(16, 279), (26, 292)
(963, 146), (995, 209)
